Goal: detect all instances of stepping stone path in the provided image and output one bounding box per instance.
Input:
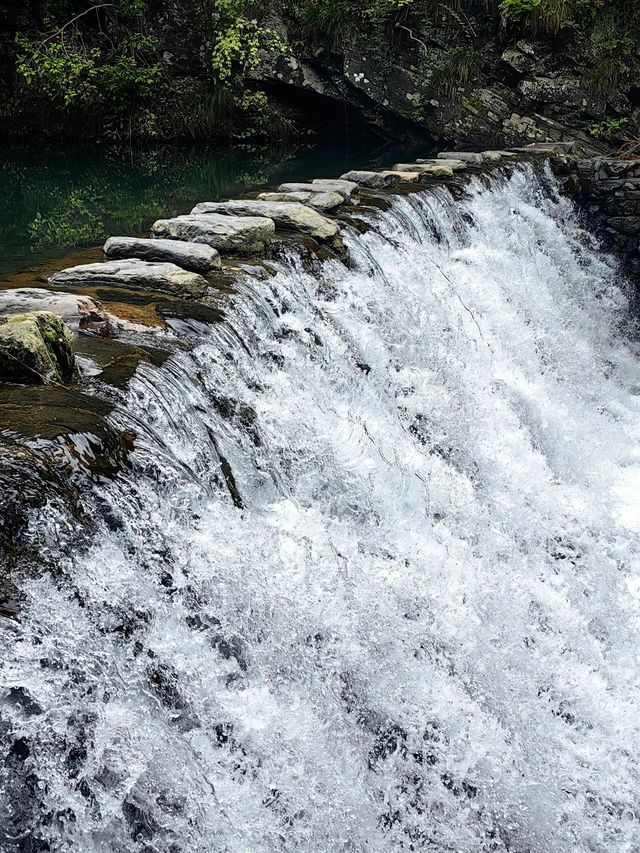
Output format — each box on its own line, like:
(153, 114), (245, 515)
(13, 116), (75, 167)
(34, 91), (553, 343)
(191, 200), (339, 241)
(104, 236), (221, 273)
(151, 214), (275, 256)
(50, 259), (209, 298)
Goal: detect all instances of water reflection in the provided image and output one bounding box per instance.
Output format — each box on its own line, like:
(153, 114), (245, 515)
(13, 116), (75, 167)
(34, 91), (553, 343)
(0, 140), (429, 278)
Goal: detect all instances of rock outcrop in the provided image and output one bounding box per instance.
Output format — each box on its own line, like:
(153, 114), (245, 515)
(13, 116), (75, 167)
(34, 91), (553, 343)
(0, 312), (76, 384)
(49, 259), (209, 298)
(0, 289), (108, 334)
(104, 237), (222, 273)
(340, 170), (399, 189)
(151, 214), (275, 255)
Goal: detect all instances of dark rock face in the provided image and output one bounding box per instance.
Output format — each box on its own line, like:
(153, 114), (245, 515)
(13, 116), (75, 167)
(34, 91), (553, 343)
(552, 155), (640, 276)
(0, 312), (76, 385)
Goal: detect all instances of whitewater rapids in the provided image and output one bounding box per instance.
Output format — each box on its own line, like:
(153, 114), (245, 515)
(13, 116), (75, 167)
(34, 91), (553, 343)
(2, 163), (640, 852)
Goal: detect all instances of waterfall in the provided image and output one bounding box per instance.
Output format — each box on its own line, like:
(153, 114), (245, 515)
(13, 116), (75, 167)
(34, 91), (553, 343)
(3, 163), (640, 852)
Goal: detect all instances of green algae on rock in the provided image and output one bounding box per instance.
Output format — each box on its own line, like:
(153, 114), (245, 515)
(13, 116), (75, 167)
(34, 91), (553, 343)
(0, 311), (76, 385)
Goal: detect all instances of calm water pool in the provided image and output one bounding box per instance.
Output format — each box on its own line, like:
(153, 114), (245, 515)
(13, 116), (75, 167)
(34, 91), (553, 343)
(0, 140), (430, 279)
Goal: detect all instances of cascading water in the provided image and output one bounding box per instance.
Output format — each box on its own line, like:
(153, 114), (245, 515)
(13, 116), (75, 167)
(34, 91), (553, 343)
(2, 163), (640, 852)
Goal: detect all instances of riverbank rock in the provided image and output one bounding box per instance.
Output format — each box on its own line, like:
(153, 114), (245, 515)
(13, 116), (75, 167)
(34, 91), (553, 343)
(257, 190), (344, 211)
(50, 260), (209, 298)
(0, 289), (109, 334)
(151, 214), (274, 255)
(340, 170), (399, 189)
(191, 200), (339, 241)
(0, 312), (76, 385)
(312, 178), (359, 198)
(104, 236), (221, 273)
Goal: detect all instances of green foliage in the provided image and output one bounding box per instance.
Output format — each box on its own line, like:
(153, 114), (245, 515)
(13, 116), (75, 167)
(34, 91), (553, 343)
(212, 15), (285, 81)
(499, 0), (541, 21)
(589, 117), (628, 139)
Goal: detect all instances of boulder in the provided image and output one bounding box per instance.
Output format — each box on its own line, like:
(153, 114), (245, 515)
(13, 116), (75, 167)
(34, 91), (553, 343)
(49, 259), (209, 298)
(340, 170), (399, 189)
(104, 236), (221, 273)
(0, 311), (76, 385)
(151, 214), (274, 255)
(0, 288), (108, 333)
(257, 190), (344, 211)
(191, 200), (338, 241)
(278, 181), (356, 201)
(437, 151), (484, 164)
(379, 170), (421, 183)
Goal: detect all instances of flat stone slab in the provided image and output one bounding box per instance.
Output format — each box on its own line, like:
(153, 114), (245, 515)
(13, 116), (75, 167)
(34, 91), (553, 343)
(416, 158), (467, 172)
(191, 200), (338, 241)
(49, 259), (209, 298)
(0, 288), (106, 331)
(258, 190), (344, 211)
(278, 181), (356, 201)
(340, 170), (399, 189)
(104, 236), (221, 273)
(482, 150), (519, 162)
(379, 170), (421, 183)
(437, 151), (484, 164)
(0, 311), (76, 385)
(151, 214), (274, 255)
(311, 178), (359, 198)
(393, 163), (455, 178)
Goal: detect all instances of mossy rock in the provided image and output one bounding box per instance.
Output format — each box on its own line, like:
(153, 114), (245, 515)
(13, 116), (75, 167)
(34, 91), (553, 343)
(0, 311), (77, 385)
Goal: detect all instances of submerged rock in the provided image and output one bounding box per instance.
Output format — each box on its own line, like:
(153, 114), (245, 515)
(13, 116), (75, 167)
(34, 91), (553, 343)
(191, 200), (339, 241)
(257, 190), (344, 211)
(151, 214), (274, 256)
(340, 170), (399, 189)
(0, 311), (76, 385)
(50, 259), (209, 299)
(104, 236), (221, 273)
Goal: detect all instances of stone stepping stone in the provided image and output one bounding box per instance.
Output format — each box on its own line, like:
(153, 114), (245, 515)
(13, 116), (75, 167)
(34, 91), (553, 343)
(311, 178), (359, 198)
(151, 214), (274, 255)
(416, 158), (467, 172)
(482, 150), (519, 162)
(104, 236), (221, 273)
(50, 259), (209, 298)
(191, 200), (338, 241)
(278, 181), (356, 201)
(0, 288), (106, 331)
(379, 170), (421, 183)
(392, 162), (456, 178)
(437, 151), (485, 164)
(257, 190), (344, 211)
(340, 170), (399, 189)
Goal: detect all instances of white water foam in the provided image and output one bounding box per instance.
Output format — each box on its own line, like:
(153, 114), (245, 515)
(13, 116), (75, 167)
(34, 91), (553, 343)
(2, 164), (640, 852)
